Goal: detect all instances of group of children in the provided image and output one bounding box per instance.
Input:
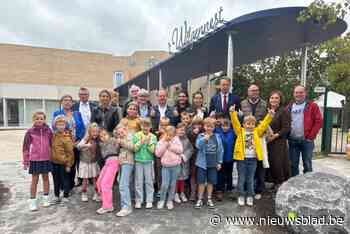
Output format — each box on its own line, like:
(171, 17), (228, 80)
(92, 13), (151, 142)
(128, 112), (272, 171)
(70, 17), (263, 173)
(22, 102), (275, 216)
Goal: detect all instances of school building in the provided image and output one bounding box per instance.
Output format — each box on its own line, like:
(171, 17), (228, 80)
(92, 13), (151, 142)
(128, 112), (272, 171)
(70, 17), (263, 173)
(0, 43), (169, 128)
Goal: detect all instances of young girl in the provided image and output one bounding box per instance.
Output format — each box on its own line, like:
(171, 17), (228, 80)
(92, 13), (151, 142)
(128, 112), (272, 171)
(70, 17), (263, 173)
(22, 111), (53, 211)
(115, 125), (135, 217)
(51, 116), (74, 204)
(174, 123), (193, 204)
(188, 117), (203, 201)
(155, 126), (184, 210)
(77, 123), (100, 202)
(96, 128), (120, 214)
(195, 117), (224, 209)
(133, 118), (157, 209)
(120, 102), (141, 134)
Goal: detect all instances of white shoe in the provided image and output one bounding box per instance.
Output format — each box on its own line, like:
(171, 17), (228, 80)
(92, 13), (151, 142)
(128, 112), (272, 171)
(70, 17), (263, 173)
(167, 201), (174, 210)
(62, 197), (70, 203)
(29, 198), (38, 211)
(238, 196), (245, 206)
(42, 195), (50, 207)
(254, 194), (262, 200)
(157, 201), (165, 209)
(180, 193), (188, 202)
(145, 202), (153, 209)
(96, 207), (114, 214)
(81, 193), (88, 202)
(135, 201), (142, 209)
(174, 193), (181, 203)
(116, 208), (132, 217)
(92, 193), (100, 202)
(246, 197), (254, 206)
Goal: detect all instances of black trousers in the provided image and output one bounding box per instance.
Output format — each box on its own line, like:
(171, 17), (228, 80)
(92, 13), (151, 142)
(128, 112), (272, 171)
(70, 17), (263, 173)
(216, 161), (234, 192)
(69, 148), (80, 189)
(254, 161), (266, 194)
(52, 163), (70, 198)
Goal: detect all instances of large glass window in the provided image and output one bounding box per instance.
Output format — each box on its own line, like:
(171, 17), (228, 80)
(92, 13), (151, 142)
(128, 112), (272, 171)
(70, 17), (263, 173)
(25, 99), (44, 127)
(45, 100), (60, 125)
(6, 99), (24, 127)
(0, 99), (3, 127)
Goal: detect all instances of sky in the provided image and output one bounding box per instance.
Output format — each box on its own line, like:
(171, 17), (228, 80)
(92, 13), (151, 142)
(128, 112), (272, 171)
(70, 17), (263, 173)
(0, 0), (348, 56)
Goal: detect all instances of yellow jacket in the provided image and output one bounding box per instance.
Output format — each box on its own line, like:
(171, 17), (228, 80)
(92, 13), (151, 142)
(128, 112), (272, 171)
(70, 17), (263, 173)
(230, 111), (272, 161)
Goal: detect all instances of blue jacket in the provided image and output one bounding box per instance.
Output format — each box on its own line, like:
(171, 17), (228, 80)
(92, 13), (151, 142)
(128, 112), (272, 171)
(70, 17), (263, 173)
(195, 133), (224, 170)
(209, 93), (240, 118)
(52, 109), (85, 141)
(215, 127), (236, 162)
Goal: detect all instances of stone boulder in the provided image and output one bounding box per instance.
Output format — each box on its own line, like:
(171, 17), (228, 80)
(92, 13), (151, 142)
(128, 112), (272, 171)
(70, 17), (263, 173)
(275, 172), (350, 234)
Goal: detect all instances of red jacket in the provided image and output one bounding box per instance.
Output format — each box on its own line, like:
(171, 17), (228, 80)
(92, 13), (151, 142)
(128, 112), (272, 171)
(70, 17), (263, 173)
(286, 101), (323, 141)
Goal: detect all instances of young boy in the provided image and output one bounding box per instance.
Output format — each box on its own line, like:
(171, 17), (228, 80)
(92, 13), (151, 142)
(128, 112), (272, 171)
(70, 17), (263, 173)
(215, 118), (236, 201)
(51, 116), (75, 204)
(133, 118), (157, 209)
(194, 117), (224, 209)
(214, 112), (225, 131)
(180, 111), (192, 127)
(229, 105), (273, 206)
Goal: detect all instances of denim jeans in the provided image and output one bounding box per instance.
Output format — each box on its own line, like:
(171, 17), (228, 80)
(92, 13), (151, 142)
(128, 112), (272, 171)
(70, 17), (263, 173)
(119, 164), (133, 209)
(160, 165), (180, 202)
(237, 158), (257, 197)
(134, 162), (154, 203)
(288, 139), (314, 177)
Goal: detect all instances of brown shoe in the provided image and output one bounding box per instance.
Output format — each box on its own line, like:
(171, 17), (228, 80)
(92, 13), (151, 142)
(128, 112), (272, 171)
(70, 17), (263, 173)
(216, 191), (224, 201)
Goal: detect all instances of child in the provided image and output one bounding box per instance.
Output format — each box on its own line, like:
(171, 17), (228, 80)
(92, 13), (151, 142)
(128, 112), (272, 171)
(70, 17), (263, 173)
(155, 126), (183, 210)
(180, 111), (192, 127)
(154, 117), (171, 197)
(194, 117), (223, 209)
(215, 112), (225, 130)
(188, 116), (203, 201)
(96, 128), (120, 214)
(174, 123), (193, 203)
(215, 118), (236, 201)
(51, 116), (74, 204)
(22, 111), (53, 211)
(115, 125), (135, 217)
(77, 123), (100, 202)
(229, 105), (273, 206)
(120, 102), (141, 134)
(133, 118), (157, 209)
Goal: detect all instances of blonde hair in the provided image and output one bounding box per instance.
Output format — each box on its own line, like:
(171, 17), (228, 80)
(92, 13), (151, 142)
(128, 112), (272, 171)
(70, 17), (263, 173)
(203, 117), (216, 127)
(85, 122), (100, 142)
(140, 117), (152, 127)
(191, 116), (203, 126)
(159, 117), (170, 126)
(165, 125), (176, 136)
(32, 110), (46, 122)
(243, 115), (257, 125)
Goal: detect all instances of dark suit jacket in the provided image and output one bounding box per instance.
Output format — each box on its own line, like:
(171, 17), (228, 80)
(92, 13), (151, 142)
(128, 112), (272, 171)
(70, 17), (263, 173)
(151, 105), (177, 131)
(209, 93), (241, 118)
(72, 101), (96, 120)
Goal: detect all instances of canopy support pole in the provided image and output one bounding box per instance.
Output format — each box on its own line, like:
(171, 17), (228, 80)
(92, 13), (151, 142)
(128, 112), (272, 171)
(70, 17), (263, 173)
(301, 47), (308, 87)
(227, 32), (234, 91)
(159, 69), (163, 90)
(147, 74), (150, 91)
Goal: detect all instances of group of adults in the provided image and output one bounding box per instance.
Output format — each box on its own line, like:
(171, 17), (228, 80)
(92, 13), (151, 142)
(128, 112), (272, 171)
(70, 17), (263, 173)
(51, 76), (322, 193)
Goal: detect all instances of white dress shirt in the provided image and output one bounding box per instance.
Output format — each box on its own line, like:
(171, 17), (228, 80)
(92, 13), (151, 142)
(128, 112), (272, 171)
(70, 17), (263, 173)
(158, 105), (167, 118)
(79, 102), (91, 128)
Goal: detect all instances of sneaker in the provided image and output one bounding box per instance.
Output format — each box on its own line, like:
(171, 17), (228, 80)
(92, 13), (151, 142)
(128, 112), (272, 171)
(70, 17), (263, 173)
(96, 207), (114, 214)
(145, 202), (153, 209)
(29, 198), (38, 212)
(180, 193), (188, 202)
(135, 201), (142, 209)
(116, 208), (132, 217)
(81, 193), (88, 202)
(246, 197), (254, 206)
(42, 195), (50, 207)
(157, 201), (165, 209)
(238, 196), (245, 206)
(62, 197), (70, 204)
(254, 194), (262, 200)
(207, 199), (215, 209)
(52, 197), (61, 205)
(166, 201), (174, 210)
(194, 199), (203, 209)
(92, 193), (101, 202)
(174, 193), (181, 203)
(215, 191), (223, 201)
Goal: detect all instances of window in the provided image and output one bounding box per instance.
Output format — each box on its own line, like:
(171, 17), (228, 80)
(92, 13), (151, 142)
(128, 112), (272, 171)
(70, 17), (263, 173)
(6, 99), (24, 127)
(113, 71), (124, 88)
(0, 99), (3, 127)
(45, 100), (60, 125)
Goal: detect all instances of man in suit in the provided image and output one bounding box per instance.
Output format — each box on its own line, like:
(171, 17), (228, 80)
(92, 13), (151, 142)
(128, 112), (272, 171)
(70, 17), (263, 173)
(72, 87), (96, 187)
(209, 76), (240, 118)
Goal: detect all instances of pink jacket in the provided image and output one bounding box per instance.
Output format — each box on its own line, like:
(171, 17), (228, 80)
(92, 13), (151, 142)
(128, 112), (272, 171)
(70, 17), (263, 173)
(22, 124), (53, 166)
(155, 136), (183, 167)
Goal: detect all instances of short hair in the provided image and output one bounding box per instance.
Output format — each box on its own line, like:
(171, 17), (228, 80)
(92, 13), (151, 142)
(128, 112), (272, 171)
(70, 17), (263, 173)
(215, 112), (225, 119)
(60, 94), (73, 104)
(220, 76), (231, 84)
(222, 118), (231, 127)
(165, 125), (176, 135)
(176, 122), (187, 129)
(99, 89), (111, 99)
(32, 110), (46, 122)
(157, 89), (167, 97)
(138, 89), (150, 97)
(159, 117), (170, 126)
(140, 117), (152, 127)
(191, 116), (203, 126)
(129, 85), (140, 95)
(203, 117), (216, 127)
(79, 87), (89, 93)
(243, 115), (257, 124)
(181, 111), (190, 118)
(53, 115), (66, 125)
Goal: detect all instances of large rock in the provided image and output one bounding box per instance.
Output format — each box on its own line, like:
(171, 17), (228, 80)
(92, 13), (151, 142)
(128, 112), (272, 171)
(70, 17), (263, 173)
(275, 172), (350, 234)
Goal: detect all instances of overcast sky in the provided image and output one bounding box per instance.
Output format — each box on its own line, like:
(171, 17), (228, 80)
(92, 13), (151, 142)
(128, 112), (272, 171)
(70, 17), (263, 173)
(0, 0), (347, 55)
